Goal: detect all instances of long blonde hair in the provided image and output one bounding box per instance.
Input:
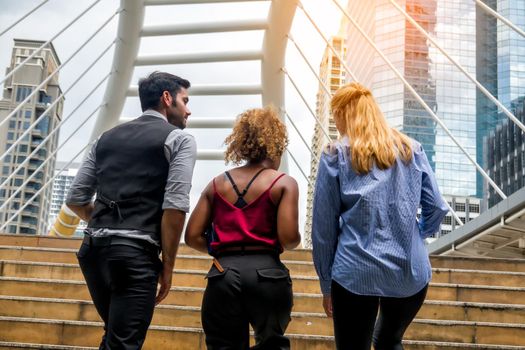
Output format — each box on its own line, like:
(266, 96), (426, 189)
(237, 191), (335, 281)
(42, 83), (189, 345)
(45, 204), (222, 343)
(331, 82), (413, 174)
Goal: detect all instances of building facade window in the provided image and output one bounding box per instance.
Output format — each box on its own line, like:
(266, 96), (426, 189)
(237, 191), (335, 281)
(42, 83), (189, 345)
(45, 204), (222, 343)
(15, 86), (33, 102)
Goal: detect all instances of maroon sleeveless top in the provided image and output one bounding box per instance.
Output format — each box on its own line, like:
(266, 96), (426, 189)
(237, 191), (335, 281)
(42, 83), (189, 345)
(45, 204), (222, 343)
(210, 172), (286, 251)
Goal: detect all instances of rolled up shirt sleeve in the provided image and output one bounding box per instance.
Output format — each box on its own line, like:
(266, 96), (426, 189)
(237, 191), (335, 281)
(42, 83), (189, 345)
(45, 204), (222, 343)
(312, 147), (341, 296)
(163, 130), (197, 212)
(66, 140), (98, 206)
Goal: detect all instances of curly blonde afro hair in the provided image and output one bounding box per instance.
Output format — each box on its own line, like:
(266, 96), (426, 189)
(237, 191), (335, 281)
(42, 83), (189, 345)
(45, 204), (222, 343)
(224, 106), (288, 164)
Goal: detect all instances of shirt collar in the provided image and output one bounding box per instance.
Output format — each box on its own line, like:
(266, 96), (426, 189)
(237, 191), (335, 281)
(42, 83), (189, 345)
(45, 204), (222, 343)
(142, 109), (168, 122)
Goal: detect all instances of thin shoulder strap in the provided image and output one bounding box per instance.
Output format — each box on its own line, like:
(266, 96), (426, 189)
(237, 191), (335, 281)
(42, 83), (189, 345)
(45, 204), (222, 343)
(243, 168), (268, 194)
(268, 173), (286, 190)
(224, 171), (242, 197)
(225, 168), (268, 198)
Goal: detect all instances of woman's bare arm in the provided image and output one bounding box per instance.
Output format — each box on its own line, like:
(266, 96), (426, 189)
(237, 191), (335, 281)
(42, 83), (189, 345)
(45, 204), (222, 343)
(184, 182), (213, 253)
(276, 175), (301, 250)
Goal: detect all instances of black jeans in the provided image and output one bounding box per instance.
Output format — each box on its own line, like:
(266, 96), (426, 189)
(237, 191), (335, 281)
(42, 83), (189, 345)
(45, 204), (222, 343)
(201, 252), (293, 350)
(77, 242), (162, 350)
(331, 280), (428, 350)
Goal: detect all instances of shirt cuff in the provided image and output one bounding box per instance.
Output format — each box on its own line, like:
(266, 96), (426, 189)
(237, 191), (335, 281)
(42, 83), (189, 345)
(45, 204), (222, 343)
(320, 278), (332, 296)
(65, 190), (94, 206)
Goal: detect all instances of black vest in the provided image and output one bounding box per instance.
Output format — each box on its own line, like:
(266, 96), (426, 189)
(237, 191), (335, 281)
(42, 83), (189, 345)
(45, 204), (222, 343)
(88, 115), (176, 237)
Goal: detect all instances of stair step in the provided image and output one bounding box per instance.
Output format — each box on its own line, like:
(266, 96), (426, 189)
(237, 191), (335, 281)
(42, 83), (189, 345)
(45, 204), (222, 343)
(432, 268), (525, 287)
(0, 342), (96, 350)
(0, 277), (322, 313)
(0, 295), (331, 336)
(0, 317), (204, 349)
(430, 255), (525, 273)
(0, 235), (312, 261)
(428, 283), (525, 305)
(0, 260), (321, 293)
(0, 236), (81, 251)
(3, 258), (525, 291)
(402, 340), (525, 350)
(418, 300), (525, 324)
(1, 316), (524, 347)
(3, 275), (525, 312)
(1, 340), (523, 350)
(2, 235), (524, 271)
(0, 340), (523, 350)
(3, 295), (525, 328)
(0, 295), (330, 335)
(405, 319), (525, 346)
(0, 248), (318, 276)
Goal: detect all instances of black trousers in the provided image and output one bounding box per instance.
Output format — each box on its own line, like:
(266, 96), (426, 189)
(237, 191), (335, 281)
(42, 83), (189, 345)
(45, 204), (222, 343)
(77, 241), (162, 350)
(201, 252), (293, 350)
(331, 280), (428, 350)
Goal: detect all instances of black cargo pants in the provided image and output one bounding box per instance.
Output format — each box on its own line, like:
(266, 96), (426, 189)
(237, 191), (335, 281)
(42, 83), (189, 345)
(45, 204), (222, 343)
(201, 252), (293, 350)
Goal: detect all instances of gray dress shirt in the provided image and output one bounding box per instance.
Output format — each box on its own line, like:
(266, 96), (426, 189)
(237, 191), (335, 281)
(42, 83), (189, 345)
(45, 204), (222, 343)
(66, 109), (197, 246)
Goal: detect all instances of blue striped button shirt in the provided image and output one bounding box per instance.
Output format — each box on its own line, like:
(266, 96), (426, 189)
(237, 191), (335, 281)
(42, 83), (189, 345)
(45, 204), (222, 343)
(312, 138), (448, 297)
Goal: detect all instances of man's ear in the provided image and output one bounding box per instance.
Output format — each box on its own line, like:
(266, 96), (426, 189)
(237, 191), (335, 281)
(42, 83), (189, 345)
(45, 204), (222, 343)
(160, 91), (172, 108)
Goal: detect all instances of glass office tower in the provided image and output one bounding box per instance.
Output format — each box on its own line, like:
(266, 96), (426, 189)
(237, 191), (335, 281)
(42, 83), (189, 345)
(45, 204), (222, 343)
(344, 0), (478, 198)
(478, 0), (525, 203)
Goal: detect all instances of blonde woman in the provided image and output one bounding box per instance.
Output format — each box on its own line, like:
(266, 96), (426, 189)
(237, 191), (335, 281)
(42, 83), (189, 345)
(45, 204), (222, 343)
(185, 106), (301, 349)
(312, 83), (448, 350)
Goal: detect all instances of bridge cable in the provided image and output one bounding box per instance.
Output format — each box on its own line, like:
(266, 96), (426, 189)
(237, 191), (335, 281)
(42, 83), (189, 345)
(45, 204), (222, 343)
(282, 68), (332, 141)
(0, 102), (106, 214)
(0, 27), (118, 162)
(474, 0), (525, 39)
(326, 0), (505, 199)
(0, 0), (51, 37)
(385, 0), (525, 134)
(0, 0), (102, 87)
(0, 140), (94, 232)
(0, 72), (112, 191)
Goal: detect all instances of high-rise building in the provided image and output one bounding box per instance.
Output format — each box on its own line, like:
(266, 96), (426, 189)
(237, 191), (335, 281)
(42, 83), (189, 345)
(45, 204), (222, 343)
(484, 97), (525, 207)
(0, 39), (63, 235)
(477, 0), (525, 203)
(48, 162), (86, 236)
(304, 35), (346, 247)
(343, 0), (478, 198)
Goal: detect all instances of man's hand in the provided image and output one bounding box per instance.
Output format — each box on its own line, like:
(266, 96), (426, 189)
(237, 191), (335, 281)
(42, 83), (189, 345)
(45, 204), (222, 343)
(323, 295), (333, 318)
(157, 209), (186, 305)
(155, 265), (172, 305)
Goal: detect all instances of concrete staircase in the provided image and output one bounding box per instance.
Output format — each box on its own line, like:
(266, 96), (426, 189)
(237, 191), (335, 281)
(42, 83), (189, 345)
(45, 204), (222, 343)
(0, 234), (524, 349)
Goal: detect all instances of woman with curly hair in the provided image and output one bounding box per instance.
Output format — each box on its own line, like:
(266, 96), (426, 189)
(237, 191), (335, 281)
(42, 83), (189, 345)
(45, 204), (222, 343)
(312, 82), (448, 350)
(185, 106), (301, 350)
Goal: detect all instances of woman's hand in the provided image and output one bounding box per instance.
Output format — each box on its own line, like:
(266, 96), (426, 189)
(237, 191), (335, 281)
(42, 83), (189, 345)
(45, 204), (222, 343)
(323, 295), (333, 318)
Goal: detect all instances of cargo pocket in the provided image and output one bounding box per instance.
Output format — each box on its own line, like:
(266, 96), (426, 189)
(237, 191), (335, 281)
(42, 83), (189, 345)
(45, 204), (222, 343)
(205, 266), (229, 280)
(257, 267), (292, 285)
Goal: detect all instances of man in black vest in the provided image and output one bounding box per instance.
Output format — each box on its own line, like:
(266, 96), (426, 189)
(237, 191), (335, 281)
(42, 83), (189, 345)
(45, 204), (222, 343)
(66, 71), (197, 349)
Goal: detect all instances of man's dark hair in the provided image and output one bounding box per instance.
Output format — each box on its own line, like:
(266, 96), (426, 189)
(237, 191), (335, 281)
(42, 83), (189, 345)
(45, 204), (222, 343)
(138, 71), (191, 112)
